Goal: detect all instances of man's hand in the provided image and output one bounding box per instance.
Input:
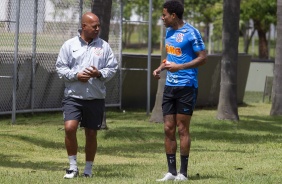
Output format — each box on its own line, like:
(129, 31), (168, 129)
(77, 72), (91, 82)
(77, 66), (100, 82)
(153, 68), (161, 79)
(164, 62), (180, 72)
(84, 66), (100, 78)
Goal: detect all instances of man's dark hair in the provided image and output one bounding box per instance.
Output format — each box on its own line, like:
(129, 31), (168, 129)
(163, 0), (184, 20)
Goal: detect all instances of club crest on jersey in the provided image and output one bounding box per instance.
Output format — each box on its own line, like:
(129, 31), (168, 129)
(93, 47), (103, 56)
(176, 33), (184, 43)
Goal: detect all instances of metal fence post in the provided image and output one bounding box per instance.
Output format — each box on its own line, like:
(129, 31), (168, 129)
(12, 0), (21, 124)
(31, 0), (38, 113)
(147, 0), (152, 116)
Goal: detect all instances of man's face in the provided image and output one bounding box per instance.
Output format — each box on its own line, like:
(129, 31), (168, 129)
(83, 19), (100, 40)
(162, 8), (174, 28)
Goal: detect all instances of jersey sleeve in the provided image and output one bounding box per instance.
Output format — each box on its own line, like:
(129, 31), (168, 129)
(189, 29), (206, 53)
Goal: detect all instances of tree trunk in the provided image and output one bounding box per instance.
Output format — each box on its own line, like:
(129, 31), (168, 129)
(255, 21), (269, 59)
(243, 29), (256, 54)
(149, 45), (167, 123)
(149, 0), (184, 123)
(91, 0), (113, 42)
(217, 0), (240, 121)
(91, 0), (113, 129)
(243, 21), (256, 54)
(270, 0), (282, 115)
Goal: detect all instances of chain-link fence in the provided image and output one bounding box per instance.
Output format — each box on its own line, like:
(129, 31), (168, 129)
(0, 0), (122, 117)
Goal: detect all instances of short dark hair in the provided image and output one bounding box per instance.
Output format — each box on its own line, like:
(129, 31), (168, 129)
(163, 0), (184, 20)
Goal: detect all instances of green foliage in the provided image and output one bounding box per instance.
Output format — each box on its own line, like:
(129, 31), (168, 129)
(240, 0), (276, 58)
(122, 1), (134, 20)
(83, 0), (92, 8)
(121, 0), (225, 47)
(209, 2), (223, 41)
(241, 0), (277, 30)
(122, 0), (164, 45)
(184, 0), (222, 24)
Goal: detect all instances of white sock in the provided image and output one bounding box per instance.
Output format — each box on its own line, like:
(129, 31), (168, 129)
(84, 161), (93, 175)
(68, 155), (78, 171)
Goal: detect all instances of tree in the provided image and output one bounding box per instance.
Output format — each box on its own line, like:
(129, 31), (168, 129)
(184, 0), (222, 42)
(241, 0), (276, 58)
(122, 2), (135, 47)
(91, 0), (113, 129)
(134, 0), (166, 47)
(240, 20), (256, 54)
(149, 23), (167, 123)
(91, 0), (113, 42)
(270, 0), (282, 115)
(216, 0), (241, 121)
(121, 0), (165, 48)
(150, 0), (184, 123)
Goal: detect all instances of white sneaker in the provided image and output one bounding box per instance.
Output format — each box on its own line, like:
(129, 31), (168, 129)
(63, 169), (79, 179)
(156, 172), (176, 181)
(174, 173), (188, 181)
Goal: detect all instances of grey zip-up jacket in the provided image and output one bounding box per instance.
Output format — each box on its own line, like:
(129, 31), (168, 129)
(56, 33), (118, 100)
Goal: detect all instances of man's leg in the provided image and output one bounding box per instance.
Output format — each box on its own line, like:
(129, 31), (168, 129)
(83, 128), (97, 176)
(164, 114), (177, 176)
(64, 120), (79, 178)
(157, 114), (178, 181)
(177, 114), (191, 179)
(65, 120), (80, 156)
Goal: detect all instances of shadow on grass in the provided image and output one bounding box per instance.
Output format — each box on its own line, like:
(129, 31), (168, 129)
(192, 130), (281, 144)
(192, 113), (282, 144)
(106, 110), (149, 121)
(191, 99), (282, 143)
(0, 133), (65, 150)
(188, 173), (221, 181)
(0, 154), (153, 177)
(97, 126), (164, 156)
(95, 164), (221, 181)
(94, 164), (139, 178)
(195, 116), (282, 133)
(101, 125), (163, 140)
(0, 112), (63, 126)
(0, 153), (63, 171)
(98, 142), (163, 157)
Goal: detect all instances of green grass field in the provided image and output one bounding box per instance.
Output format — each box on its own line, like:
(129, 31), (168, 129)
(0, 95), (281, 183)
